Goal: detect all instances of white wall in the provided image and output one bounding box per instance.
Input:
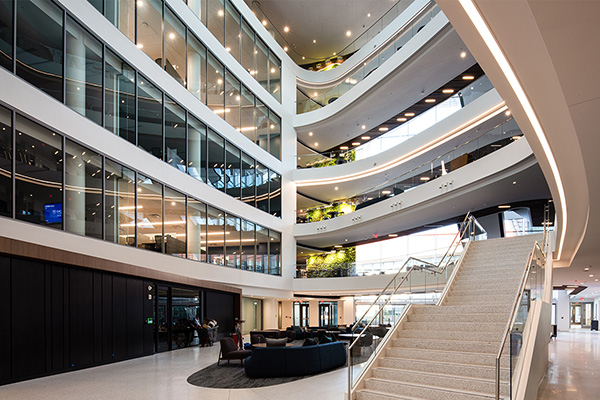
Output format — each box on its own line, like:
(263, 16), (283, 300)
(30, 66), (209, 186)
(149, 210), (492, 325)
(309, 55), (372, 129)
(262, 298), (277, 329)
(556, 290), (570, 331)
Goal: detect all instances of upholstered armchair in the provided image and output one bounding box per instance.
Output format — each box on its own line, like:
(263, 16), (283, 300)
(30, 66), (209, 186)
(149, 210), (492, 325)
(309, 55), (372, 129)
(218, 337), (252, 366)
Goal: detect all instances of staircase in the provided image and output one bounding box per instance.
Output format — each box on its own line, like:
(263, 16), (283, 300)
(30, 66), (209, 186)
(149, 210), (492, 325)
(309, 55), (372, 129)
(355, 234), (541, 400)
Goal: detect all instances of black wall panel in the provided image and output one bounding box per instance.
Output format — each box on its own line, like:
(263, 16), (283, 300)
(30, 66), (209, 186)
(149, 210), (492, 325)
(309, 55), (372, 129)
(101, 274), (113, 362)
(126, 278), (143, 357)
(93, 272), (103, 364)
(112, 275), (127, 360)
(0, 256), (11, 383)
(69, 268), (94, 368)
(11, 258), (45, 379)
(205, 291), (235, 339)
(50, 265), (65, 372)
(143, 281), (154, 355)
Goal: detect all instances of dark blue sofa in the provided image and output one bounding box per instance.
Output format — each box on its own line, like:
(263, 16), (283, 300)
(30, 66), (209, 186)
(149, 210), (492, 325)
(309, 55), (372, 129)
(244, 341), (346, 378)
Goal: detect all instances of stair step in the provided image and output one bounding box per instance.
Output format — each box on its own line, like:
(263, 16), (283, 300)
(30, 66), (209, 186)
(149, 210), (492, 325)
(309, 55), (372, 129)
(385, 347), (508, 367)
(402, 321), (506, 332)
(411, 305), (507, 315)
(371, 367), (509, 396)
(398, 329), (502, 342)
(362, 378), (498, 400)
(378, 356), (510, 381)
(443, 297), (514, 306)
(392, 337), (500, 353)
(407, 312), (507, 323)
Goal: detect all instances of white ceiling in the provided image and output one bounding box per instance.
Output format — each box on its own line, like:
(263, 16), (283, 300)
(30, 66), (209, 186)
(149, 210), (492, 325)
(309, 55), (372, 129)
(244, 0), (401, 62)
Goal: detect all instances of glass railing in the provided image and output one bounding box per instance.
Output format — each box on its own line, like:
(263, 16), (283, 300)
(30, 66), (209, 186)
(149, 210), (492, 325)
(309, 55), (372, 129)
(295, 75), (493, 168)
(297, 2), (441, 114)
(346, 213), (486, 399)
(248, 0), (413, 66)
(296, 116), (521, 224)
(494, 207), (549, 399)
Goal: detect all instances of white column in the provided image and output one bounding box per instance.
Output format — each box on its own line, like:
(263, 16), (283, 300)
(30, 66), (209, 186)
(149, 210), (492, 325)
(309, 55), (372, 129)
(556, 290), (570, 332)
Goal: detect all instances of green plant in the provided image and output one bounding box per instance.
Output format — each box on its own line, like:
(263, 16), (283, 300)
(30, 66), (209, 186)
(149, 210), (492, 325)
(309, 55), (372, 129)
(306, 248), (357, 277)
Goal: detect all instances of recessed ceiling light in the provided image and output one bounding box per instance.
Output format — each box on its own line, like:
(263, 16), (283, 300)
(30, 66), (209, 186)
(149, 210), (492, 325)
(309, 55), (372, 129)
(262, 20), (267, 26)
(217, 9), (224, 17)
(334, 245), (342, 248)
(313, 39), (317, 43)
(596, 279), (599, 282)
(397, 117), (407, 122)
(314, 142), (318, 146)
(512, 136), (521, 140)
(420, 177), (430, 181)
(442, 89), (454, 94)
(136, 43), (144, 49)
(388, 233), (398, 237)
(302, 56), (305, 60)
(352, 142), (361, 146)
(308, 131), (313, 136)
(340, 146), (349, 150)
(505, 110), (511, 116)
(169, 32), (176, 40)
(381, 190), (391, 195)
(460, 51), (467, 58)
(283, 26), (290, 33)
(378, 127), (389, 132)
(361, 125), (366, 129)
(283, 46), (288, 52)
(405, 112), (415, 117)
(498, 205), (511, 209)
(346, 30), (352, 37)
(334, 187), (339, 191)
(361, 136), (370, 140)
(590, 274), (594, 277)
(313, 92), (318, 97)
(425, 99), (436, 103)
(462, 75), (475, 80)
(513, 181), (517, 184)
(584, 267), (590, 271)
(367, 13), (371, 17)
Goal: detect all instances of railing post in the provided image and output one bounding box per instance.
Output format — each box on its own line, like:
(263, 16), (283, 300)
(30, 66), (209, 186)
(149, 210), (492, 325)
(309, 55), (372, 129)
(496, 356), (500, 400)
(347, 345), (352, 400)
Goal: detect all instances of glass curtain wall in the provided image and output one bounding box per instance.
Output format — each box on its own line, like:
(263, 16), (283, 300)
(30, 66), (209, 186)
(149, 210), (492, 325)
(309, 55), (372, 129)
(2, 107), (281, 274)
(164, 8), (186, 86)
(164, 97), (186, 171)
(104, 49), (136, 144)
(0, 0), (13, 71)
(137, 77), (163, 159)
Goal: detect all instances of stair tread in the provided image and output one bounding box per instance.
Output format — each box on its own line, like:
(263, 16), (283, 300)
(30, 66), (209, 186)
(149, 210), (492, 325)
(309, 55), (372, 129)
(389, 345), (506, 357)
(374, 366), (509, 385)
(365, 378), (498, 398)
(380, 356), (510, 371)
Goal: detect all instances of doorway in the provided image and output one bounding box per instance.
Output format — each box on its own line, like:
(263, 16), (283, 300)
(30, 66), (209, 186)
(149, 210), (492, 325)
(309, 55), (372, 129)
(570, 302), (594, 328)
(319, 302), (338, 327)
(293, 301), (310, 327)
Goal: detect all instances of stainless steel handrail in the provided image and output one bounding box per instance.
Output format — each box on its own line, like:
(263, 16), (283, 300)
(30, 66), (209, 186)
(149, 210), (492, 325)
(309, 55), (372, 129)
(347, 212), (477, 400)
(494, 212), (549, 399)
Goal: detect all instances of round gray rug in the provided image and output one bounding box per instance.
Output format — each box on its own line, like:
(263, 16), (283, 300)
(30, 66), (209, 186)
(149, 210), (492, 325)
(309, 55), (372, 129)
(186, 362), (307, 388)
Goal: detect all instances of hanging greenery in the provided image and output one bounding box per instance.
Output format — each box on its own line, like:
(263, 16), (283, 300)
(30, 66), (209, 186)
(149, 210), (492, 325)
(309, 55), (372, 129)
(306, 247), (357, 277)
(306, 202), (356, 222)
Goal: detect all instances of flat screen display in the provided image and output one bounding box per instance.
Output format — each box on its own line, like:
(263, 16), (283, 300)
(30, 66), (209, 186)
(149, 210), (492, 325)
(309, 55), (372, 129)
(44, 203), (62, 224)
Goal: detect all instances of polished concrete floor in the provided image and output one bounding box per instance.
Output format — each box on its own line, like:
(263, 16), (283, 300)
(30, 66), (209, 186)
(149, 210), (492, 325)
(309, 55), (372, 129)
(537, 329), (599, 399)
(1, 329), (597, 400)
(0, 339), (349, 400)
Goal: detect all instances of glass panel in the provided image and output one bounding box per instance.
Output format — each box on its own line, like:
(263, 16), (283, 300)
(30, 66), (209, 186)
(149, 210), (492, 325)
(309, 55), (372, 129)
(255, 99), (268, 152)
(268, 53), (281, 102)
(255, 224), (268, 273)
(171, 287), (200, 348)
(104, 49), (136, 144)
(206, 129), (224, 190)
(16, 0), (64, 102)
(164, 7), (186, 86)
(0, 0), (13, 71)
(206, 0), (224, 46)
(225, 214), (241, 267)
(225, 141), (240, 199)
(164, 186), (186, 257)
(255, 38), (268, 92)
(187, 114), (205, 182)
(225, 1), (240, 62)
(206, 205), (224, 265)
(137, 76), (163, 159)
(104, 158), (135, 245)
(206, 53), (224, 114)
(65, 16), (103, 125)
(240, 152), (255, 206)
(15, 115), (62, 228)
(137, 174), (163, 252)
(225, 72), (241, 131)
(240, 85), (255, 143)
(187, 33), (206, 103)
(65, 140), (102, 239)
(106, 0), (135, 42)
(164, 96), (186, 171)
(187, 197), (206, 261)
(240, 219), (254, 271)
(88, 0), (103, 13)
(269, 170), (281, 217)
(187, 0), (206, 25)
(268, 230), (281, 275)
(240, 19), (254, 75)
(268, 111), (281, 159)
(137, 0), (162, 65)
(0, 105), (12, 217)
(255, 161), (268, 212)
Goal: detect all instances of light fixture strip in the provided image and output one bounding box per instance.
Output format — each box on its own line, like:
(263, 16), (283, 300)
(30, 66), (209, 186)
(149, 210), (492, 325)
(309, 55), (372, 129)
(458, 0), (567, 261)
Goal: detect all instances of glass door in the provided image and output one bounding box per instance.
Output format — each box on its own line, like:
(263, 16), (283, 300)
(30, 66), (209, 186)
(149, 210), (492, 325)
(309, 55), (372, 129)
(571, 304), (582, 327)
(156, 285), (171, 352)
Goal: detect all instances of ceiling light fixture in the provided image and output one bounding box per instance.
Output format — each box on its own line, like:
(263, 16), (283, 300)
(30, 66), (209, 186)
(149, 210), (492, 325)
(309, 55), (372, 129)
(346, 30), (352, 37)
(313, 39), (317, 44)
(361, 124), (366, 129)
(308, 131), (313, 136)
(498, 205), (511, 209)
(361, 136), (370, 140)
(283, 26), (290, 33)
(405, 112), (415, 117)
(352, 142), (361, 146)
(314, 142), (318, 146)
(397, 117), (407, 122)
(283, 46), (288, 52)
(388, 233), (398, 237)
(460, 51), (467, 58)
(378, 127), (389, 132)
(381, 190), (391, 194)
(425, 99), (436, 103)
(262, 20), (267, 26)
(420, 177), (430, 181)
(442, 89), (454, 94)
(340, 146), (349, 150)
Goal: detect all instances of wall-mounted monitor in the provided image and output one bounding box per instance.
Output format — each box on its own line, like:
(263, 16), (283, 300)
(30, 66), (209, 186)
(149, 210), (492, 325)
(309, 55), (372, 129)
(44, 203), (62, 224)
